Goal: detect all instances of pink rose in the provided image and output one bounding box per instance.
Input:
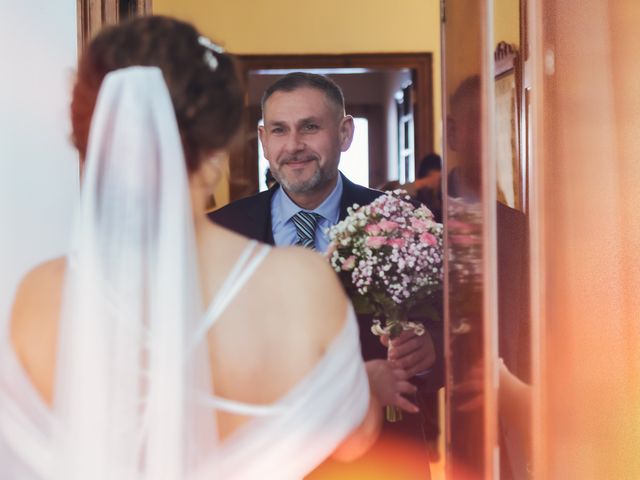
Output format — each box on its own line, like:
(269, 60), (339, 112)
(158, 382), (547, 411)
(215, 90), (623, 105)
(410, 218), (430, 231)
(365, 236), (386, 249)
(341, 255), (356, 271)
(387, 238), (406, 249)
(379, 219), (399, 232)
(420, 232), (438, 246)
(402, 228), (414, 238)
(365, 223), (382, 235)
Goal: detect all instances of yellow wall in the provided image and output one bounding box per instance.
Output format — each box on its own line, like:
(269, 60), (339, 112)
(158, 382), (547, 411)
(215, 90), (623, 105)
(153, 0), (443, 153)
(494, 0), (520, 47)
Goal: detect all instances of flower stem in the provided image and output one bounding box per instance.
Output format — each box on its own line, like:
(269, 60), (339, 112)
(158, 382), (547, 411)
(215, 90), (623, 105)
(386, 308), (406, 423)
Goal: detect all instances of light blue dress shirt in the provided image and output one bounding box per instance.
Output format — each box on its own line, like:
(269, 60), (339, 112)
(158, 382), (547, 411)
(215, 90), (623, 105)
(271, 174), (343, 253)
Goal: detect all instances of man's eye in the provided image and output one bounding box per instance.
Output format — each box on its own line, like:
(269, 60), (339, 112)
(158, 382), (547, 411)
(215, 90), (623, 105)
(271, 127), (284, 134)
(303, 124), (319, 132)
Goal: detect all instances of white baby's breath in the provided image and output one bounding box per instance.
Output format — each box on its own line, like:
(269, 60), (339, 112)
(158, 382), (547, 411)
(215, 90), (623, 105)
(327, 190), (444, 314)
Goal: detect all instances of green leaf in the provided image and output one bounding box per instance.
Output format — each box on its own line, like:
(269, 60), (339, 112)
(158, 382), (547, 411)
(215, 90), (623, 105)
(350, 295), (376, 315)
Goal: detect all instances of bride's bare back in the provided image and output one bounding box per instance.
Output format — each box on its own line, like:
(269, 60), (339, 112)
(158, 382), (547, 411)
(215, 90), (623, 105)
(195, 224), (350, 439)
(10, 221), (351, 441)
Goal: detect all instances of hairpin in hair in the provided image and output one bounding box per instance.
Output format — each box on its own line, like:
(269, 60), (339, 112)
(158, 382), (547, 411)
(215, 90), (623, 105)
(198, 35), (225, 71)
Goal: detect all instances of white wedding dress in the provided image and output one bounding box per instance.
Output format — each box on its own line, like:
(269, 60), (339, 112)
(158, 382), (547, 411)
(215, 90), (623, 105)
(0, 245), (368, 479)
(0, 67), (369, 480)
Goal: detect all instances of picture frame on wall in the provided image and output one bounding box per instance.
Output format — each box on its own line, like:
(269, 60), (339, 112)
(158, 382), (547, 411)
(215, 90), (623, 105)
(494, 41), (524, 212)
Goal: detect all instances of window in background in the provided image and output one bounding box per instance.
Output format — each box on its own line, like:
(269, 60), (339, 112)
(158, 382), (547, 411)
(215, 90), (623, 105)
(396, 84), (415, 183)
(339, 117), (369, 187)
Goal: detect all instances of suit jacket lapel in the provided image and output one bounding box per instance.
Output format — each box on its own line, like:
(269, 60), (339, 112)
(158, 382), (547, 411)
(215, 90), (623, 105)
(338, 173), (383, 221)
(240, 187), (276, 245)
(338, 174), (359, 221)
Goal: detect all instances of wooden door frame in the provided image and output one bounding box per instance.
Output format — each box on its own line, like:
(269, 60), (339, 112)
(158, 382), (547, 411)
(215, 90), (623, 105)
(232, 53), (434, 199)
(77, 0), (151, 53)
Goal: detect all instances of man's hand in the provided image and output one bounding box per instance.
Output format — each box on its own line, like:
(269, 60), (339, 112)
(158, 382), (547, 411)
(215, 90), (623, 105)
(381, 330), (436, 378)
(365, 359), (419, 414)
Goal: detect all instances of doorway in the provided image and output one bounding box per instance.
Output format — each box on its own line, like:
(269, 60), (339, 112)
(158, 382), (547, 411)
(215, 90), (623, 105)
(225, 53), (434, 202)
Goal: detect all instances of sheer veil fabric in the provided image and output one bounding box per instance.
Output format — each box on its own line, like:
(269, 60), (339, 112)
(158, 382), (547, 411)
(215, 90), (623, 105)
(0, 66), (370, 480)
(53, 67), (215, 479)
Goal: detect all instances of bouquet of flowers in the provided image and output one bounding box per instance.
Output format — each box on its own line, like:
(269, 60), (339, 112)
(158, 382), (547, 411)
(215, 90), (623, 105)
(327, 190), (444, 420)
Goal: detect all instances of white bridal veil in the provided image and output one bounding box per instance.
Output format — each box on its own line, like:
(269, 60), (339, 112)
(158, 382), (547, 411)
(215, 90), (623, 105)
(0, 56), (373, 480)
(53, 67), (215, 479)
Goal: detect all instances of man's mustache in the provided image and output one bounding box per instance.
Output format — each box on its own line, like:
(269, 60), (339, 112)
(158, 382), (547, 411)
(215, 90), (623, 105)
(279, 155), (318, 165)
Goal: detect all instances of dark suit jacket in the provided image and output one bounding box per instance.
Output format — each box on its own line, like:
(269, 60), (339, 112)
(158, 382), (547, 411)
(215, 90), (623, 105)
(496, 202), (531, 479)
(209, 174), (380, 243)
(497, 202), (530, 383)
(209, 173), (444, 392)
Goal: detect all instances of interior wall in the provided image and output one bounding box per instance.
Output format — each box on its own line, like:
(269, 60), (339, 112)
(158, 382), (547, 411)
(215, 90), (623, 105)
(153, 0), (443, 154)
(494, 0), (520, 47)
(0, 0), (79, 323)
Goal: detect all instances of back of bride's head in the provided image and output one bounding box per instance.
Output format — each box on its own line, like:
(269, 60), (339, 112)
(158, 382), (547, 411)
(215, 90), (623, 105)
(71, 15), (243, 172)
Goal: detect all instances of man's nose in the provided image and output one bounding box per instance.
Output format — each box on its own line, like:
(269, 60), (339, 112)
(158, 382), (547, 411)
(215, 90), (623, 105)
(284, 131), (304, 154)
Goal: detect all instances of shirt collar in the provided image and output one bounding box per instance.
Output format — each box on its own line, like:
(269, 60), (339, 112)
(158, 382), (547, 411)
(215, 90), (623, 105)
(275, 174), (343, 224)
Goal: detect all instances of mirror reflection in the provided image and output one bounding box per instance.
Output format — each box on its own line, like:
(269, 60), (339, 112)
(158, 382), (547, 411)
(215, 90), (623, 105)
(493, 1), (533, 478)
(441, 0), (488, 477)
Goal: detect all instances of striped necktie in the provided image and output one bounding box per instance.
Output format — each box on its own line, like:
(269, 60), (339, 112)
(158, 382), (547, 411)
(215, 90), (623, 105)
(291, 211), (321, 249)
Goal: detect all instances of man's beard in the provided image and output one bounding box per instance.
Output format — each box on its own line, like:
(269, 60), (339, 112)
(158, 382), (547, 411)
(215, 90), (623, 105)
(272, 156), (334, 194)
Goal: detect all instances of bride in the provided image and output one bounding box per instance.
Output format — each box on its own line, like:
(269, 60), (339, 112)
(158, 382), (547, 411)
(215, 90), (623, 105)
(0, 16), (421, 479)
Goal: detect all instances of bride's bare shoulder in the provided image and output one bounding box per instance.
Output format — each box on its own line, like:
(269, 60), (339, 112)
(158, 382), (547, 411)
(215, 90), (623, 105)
(261, 247), (349, 339)
(10, 257), (65, 390)
(11, 257), (66, 326)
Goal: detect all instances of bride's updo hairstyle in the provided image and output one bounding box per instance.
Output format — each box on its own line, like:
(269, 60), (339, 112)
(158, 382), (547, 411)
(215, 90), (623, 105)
(71, 15), (243, 172)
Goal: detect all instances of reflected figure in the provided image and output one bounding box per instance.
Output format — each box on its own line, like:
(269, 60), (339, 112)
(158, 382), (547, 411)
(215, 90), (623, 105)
(447, 77), (483, 201)
(447, 75), (531, 478)
(446, 75), (486, 480)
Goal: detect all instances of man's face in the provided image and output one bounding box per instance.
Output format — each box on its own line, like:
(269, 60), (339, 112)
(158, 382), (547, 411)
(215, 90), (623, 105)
(259, 87), (353, 196)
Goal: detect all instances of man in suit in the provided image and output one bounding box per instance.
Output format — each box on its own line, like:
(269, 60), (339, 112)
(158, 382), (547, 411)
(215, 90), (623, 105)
(210, 73), (443, 468)
(447, 74), (531, 478)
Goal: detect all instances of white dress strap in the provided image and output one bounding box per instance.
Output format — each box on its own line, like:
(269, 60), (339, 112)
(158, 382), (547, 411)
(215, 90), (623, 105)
(198, 393), (286, 417)
(191, 240), (270, 348)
